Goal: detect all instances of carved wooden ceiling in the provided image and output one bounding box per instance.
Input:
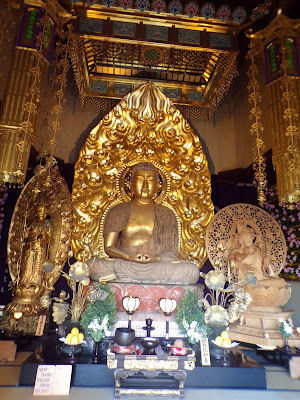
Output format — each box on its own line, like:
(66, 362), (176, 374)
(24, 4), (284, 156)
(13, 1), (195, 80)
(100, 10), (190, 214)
(68, 1), (295, 118)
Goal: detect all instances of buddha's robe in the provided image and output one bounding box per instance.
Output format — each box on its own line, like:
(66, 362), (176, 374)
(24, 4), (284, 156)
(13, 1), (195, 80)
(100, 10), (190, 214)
(88, 202), (199, 285)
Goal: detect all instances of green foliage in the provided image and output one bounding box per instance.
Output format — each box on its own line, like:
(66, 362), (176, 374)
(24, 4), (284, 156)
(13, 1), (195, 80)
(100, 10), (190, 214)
(80, 284), (116, 341)
(176, 290), (210, 342)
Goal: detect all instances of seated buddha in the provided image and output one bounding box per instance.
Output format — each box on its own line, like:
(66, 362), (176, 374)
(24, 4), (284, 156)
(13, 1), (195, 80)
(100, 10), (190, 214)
(224, 221), (285, 287)
(224, 220), (289, 307)
(88, 162), (200, 285)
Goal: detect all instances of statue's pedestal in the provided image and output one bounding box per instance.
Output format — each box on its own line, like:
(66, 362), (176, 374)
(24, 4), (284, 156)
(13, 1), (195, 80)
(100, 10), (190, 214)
(228, 306), (300, 347)
(109, 282), (203, 312)
(107, 282), (204, 338)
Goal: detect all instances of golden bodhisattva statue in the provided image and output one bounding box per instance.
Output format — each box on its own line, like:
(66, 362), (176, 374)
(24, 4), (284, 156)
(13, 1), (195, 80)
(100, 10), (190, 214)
(2, 166), (73, 334)
(206, 203), (291, 309)
(13, 205), (52, 308)
(223, 220), (290, 307)
(224, 221), (286, 288)
(88, 162), (199, 284)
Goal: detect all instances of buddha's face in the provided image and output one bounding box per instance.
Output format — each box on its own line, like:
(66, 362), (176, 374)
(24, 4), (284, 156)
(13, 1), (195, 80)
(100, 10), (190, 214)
(240, 228), (255, 247)
(36, 206), (47, 221)
(131, 169), (158, 200)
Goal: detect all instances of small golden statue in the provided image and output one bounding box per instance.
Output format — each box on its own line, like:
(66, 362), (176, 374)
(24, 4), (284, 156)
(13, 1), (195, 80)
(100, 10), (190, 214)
(11, 204), (53, 313)
(88, 162), (200, 284)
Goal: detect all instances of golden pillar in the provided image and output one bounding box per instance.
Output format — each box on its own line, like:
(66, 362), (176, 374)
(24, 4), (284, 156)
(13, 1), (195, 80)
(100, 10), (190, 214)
(0, 49), (48, 186)
(0, 0), (66, 187)
(251, 13), (300, 204)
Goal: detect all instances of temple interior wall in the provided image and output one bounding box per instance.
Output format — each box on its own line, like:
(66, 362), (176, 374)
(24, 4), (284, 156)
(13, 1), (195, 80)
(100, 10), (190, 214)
(31, 62), (272, 175)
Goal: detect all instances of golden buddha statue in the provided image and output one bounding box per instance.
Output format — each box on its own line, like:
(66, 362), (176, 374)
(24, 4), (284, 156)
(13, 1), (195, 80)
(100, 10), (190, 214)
(88, 162), (199, 284)
(72, 82), (215, 285)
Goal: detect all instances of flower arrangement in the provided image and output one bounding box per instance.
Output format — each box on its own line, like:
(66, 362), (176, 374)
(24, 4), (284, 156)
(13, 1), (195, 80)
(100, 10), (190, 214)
(278, 318), (294, 339)
(52, 234), (102, 324)
(176, 290), (210, 344)
(199, 269), (252, 326)
(80, 284), (116, 342)
(263, 187), (300, 279)
(56, 257), (91, 322)
(85, 314), (110, 342)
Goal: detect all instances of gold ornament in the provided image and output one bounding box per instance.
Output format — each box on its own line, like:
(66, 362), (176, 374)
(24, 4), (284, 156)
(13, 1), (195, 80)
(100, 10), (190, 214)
(246, 39), (267, 206)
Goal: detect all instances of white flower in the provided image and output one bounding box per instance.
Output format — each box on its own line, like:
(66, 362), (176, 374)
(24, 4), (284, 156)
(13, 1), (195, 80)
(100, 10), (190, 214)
(284, 325), (293, 335)
(187, 328), (194, 337)
(87, 315), (110, 339)
(88, 318), (102, 331)
(281, 320), (293, 335)
(182, 318), (189, 330)
(190, 321), (197, 329)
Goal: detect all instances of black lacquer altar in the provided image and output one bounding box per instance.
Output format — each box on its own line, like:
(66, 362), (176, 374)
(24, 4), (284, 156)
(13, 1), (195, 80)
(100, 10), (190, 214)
(18, 335), (266, 391)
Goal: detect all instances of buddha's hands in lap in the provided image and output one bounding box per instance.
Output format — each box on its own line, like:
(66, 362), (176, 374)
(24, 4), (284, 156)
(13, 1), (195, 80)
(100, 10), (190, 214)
(105, 244), (161, 263)
(128, 254), (161, 263)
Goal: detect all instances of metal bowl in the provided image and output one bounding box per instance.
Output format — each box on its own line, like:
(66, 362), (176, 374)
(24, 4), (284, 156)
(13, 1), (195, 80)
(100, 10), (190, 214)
(114, 327), (135, 346)
(141, 337), (159, 354)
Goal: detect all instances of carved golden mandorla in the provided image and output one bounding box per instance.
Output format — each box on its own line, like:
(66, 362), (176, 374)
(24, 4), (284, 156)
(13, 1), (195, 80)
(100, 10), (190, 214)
(72, 82), (214, 267)
(8, 166), (73, 311)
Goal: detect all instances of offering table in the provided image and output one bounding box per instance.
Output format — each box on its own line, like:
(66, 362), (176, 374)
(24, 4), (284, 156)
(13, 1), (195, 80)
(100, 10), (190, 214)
(107, 348), (196, 398)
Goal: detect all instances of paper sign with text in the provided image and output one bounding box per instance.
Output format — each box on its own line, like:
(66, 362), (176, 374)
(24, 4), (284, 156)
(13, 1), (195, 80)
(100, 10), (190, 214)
(35, 315), (47, 336)
(33, 364), (72, 396)
(33, 365), (55, 396)
(200, 338), (211, 366)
